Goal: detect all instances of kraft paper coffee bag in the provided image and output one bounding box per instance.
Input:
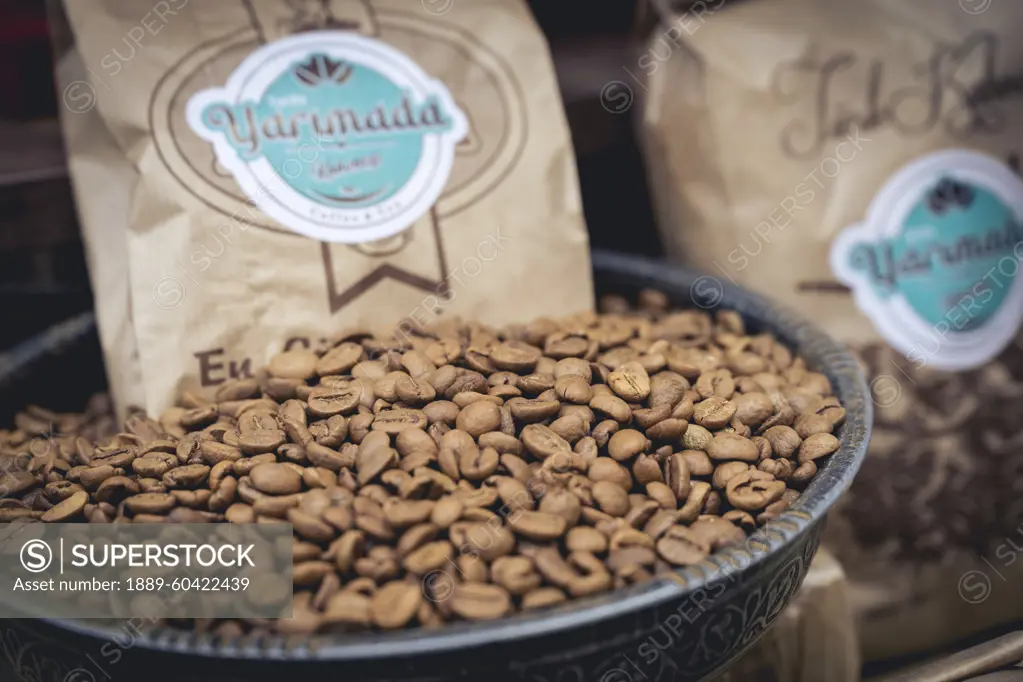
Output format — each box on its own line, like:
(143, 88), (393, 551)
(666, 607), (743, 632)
(52, 0), (592, 417)
(639, 0), (1023, 662)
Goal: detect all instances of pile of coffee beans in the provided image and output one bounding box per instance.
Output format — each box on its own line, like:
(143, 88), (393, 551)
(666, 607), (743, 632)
(0, 291), (844, 633)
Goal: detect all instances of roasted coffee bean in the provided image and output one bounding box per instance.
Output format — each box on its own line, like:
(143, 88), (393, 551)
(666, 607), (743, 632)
(592, 481), (631, 517)
(371, 581), (422, 629)
(725, 470), (786, 511)
(706, 433), (759, 462)
(798, 432), (840, 463)
(693, 397), (737, 430)
(372, 409), (428, 434)
(632, 454), (663, 486)
(269, 350), (318, 380)
(250, 463), (303, 495)
(660, 452), (690, 500)
(678, 481), (712, 523)
(733, 392), (774, 427)
(763, 426), (800, 458)
(455, 401), (502, 437)
(608, 362), (651, 402)
(789, 460), (817, 488)
(450, 583), (512, 620)
(491, 555), (542, 595)
(509, 511), (567, 541)
(713, 461), (751, 489)
(679, 449), (714, 476)
(646, 482), (676, 510)
(656, 526), (710, 566)
(681, 423), (713, 451)
(317, 343), (364, 376)
(566, 526), (608, 553)
(521, 424), (571, 460)
(40, 490), (88, 522)
(6, 293), (841, 633)
(538, 488), (582, 527)
(403, 541), (453, 574)
(522, 587), (567, 610)
(607, 429), (649, 462)
(162, 463), (210, 489)
(588, 458), (632, 491)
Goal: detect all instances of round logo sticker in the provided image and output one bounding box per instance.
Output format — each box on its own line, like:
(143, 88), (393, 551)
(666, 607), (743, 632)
(186, 31), (468, 243)
(831, 150), (1023, 371)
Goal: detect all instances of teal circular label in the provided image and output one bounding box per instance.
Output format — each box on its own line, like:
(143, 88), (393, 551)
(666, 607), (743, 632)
(832, 150), (1023, 371)
(187, 32), (468, 244)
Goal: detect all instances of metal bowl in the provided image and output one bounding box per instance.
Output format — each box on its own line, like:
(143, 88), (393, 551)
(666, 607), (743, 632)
(0, 251), (871, 682)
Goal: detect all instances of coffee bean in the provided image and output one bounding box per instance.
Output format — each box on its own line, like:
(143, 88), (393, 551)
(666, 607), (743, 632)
(287, 508), (335, 543)
(522, 587), (567, 610)
(798, 432), (840, 463)
(538, 488), (582, 527)
(455, 401), (502, 438)
(40, 490), (88, 522)
(316, 343), (364, 376)
(250, 463), (303, 495)
(645, 418), (688, 442)
(356, 432), (398, 485)
(592, 480), (631, 517)
(681, 424), (713, 451)
(607, 429), (650, 462)
(566, 526), (608, 553)
(269, 350), (318, 380)
(491, 555), (542, 595)
(402, 540), (453, 574)
(372, 409), (428, 434)
(693, 397), (737, 430)
(762, 425), (800, 459)
(77, 465), (122, 489)
(733, 392), (774, 427)
(5, 294), (842, 634)
(565, 552), (613, 597)
(679, 449), (713, 476)
(521, 424), (571, 459)
(713, 461), (751, 489)
(124, 492), (176, 515)
(450, 583), (512, 620)
(94, 476), (139, 504)
(307, 386), (361, 418)
(608, 362), (651, 402)
(508, 510), (567, 541)
(588, 458), (632, 491)
(162, 463), (210, 489)
(705, 433), (759, 462)
(725, 470), (786, 511)
(371, 581), (421, 629)
(645, 482), (677, 510)
(490, 342), (542, 372)
(656, 526), (710, 566)
(790, 460), (817, 488)
(589, 394), (632, 423)
(323, 591), (372, 626)
(632, 454), (663, 486)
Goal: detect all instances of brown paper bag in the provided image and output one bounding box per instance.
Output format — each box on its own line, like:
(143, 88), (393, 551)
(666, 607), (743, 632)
(53, 0), (592, 417)
(639, 0), (1023, 663)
